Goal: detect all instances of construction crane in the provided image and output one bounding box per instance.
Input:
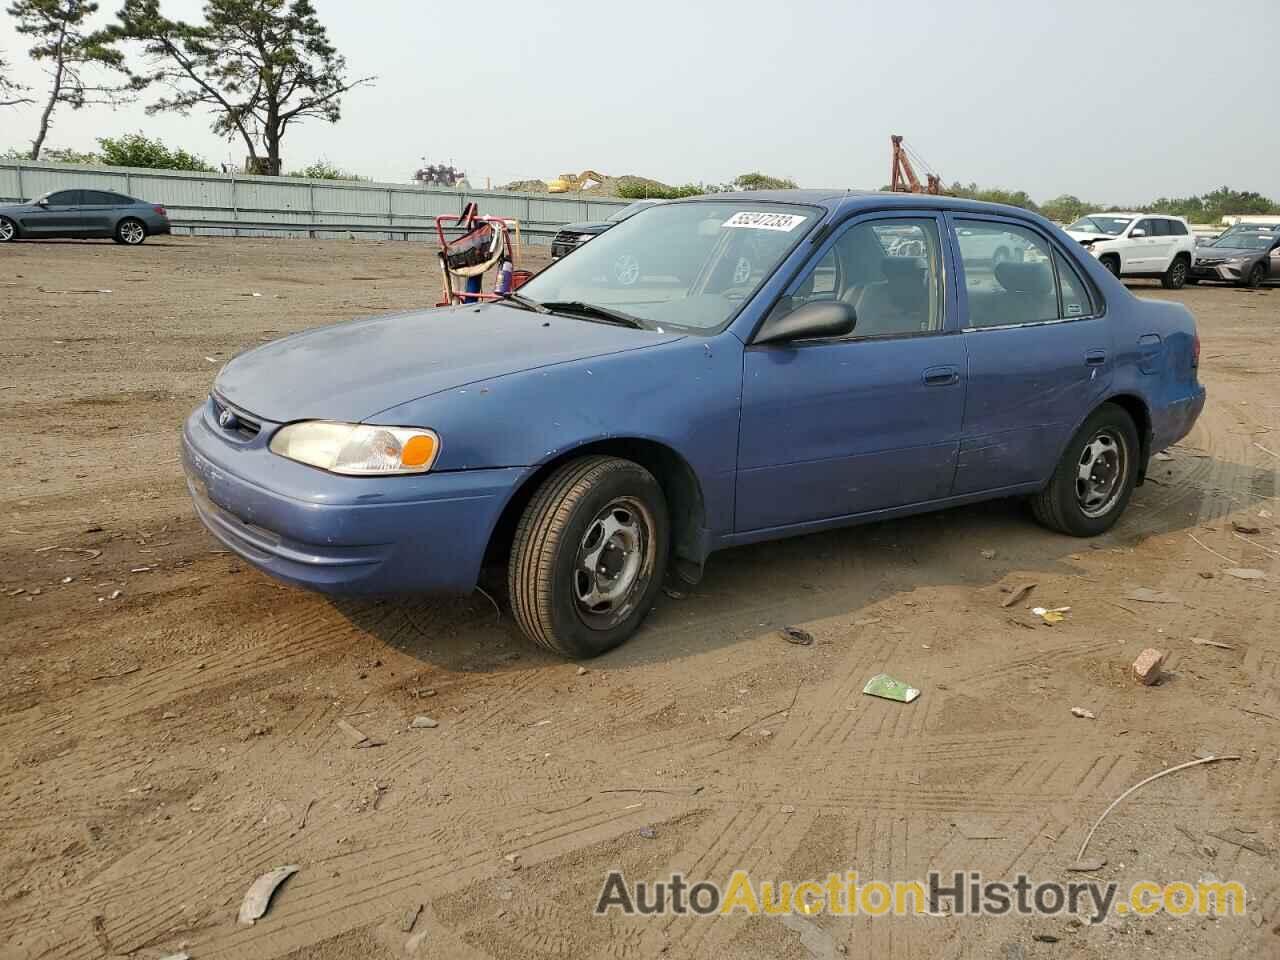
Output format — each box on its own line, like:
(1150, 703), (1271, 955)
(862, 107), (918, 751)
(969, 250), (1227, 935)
(889, 135), (942, 195)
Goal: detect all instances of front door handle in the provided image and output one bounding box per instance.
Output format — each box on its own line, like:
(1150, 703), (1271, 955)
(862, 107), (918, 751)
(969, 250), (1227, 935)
(923, 365), (960, 386)
(1085, 349), (1107, 366)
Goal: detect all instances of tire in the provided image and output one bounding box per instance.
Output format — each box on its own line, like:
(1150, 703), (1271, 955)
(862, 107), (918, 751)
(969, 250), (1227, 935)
(1241, 263), (1266, 289)
(1100, 255), (1121, 278)
(1030, 403), (1141, 537)
(0, 216), (16, 242)
(1161, 255), (1189, 290)
(114, 218), (147, 245)
(509, 456), (669, 658)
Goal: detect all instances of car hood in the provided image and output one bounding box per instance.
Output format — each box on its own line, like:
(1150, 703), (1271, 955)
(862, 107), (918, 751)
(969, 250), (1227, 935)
(215, 303), (684, 423)
(1197, 245), (1258, 258)
(558, 220), (612, 234)
(1065, 230), (1117, 242)
(0, 202), (38, 215)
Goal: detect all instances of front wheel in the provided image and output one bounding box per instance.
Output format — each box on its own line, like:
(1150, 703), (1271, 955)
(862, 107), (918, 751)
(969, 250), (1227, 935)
(0, 216), (17, 242)
(1161, 256), (1188, 290)
(1241, 263), (1266, 289)
(509, 457), (669, 657)
(114, 218), (146, 245)
(1030, 404), (1140, 537)
(1100, 255), (1121, 278)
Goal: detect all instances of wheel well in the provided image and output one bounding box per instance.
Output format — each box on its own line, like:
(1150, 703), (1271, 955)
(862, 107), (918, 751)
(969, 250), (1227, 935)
(1103, 394), (1152, 480)
(1099, 251), (1120, 262)
(1172, 251), (1191, 264)
(483, 439), (707, 573)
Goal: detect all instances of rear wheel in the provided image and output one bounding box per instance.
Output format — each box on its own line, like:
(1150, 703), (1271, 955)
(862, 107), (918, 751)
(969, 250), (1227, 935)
(509, 456), (669, 658)
(1031, 404), (1140, 537)
(114, 218), (146, 245)
(1161, 255), (1189, 289)
(1241, 263), (1266, 288)
(1100, 255), (1121, 278)
(0, 216), (16, 242)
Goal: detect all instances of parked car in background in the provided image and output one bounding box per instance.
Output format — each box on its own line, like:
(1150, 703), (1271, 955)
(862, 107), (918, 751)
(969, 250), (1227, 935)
(0, 189), (170, 245)
(550, 199), (663, 263)
(184, 192), (1204, 658)
(1066, 213), (1196, 288)
(1189, 226), (1280, 287)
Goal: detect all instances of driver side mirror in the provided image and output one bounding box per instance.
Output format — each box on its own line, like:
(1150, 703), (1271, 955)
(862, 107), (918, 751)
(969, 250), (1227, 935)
(34, 197), (48, 207)
(754, 299), (856, 345)
(1130, 228), (1146, 238)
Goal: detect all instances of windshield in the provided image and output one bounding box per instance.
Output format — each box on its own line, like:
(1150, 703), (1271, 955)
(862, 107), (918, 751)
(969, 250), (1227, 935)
(606, 201), (658, 223)
(1211, 231), (1276, 250)
(1067, 216), (1132, 236)
(519, 200), (820, 332)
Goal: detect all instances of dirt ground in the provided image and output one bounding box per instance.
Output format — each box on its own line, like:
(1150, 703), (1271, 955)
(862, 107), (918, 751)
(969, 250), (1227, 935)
(1, 237), (1278, 960)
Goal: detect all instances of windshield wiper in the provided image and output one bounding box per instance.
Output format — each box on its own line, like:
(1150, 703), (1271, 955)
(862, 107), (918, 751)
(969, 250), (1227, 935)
(540, 300), (647, 329)
(501, 292), (551, 314)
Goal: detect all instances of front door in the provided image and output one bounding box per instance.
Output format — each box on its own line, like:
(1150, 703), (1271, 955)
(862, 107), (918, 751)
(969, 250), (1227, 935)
(947, 215), (1114, 495)
(736, 213), (966, 532)
(18, 189), (85, 236)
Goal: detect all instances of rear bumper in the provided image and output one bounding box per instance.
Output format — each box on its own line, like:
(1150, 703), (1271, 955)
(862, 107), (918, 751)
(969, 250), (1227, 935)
(1151, 384), (1206, 452)
(182, 401), (521, 595)
(151, 220), (172, 236)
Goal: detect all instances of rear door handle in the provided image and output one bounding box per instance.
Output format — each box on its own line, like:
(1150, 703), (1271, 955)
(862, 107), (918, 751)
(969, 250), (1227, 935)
(923, 365), (960, 386)
(1085, 349), (1107, 366)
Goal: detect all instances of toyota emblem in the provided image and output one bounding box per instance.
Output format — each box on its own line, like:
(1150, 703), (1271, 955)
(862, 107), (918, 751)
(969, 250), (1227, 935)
(218, 408), (238, 430)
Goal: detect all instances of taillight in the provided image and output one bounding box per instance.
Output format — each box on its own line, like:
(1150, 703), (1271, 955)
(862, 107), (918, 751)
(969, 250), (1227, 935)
(1191, 332), (1200, 368)
(153, 205), (167, 217)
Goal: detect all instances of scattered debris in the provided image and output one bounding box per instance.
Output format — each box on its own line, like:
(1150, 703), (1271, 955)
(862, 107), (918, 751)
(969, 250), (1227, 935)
(854, 617), (882, 627)
(862, 674), (920, 703)
(157, 952), (191, 960)
(91, 915), (112, 953)
(981, 549), (997, 560)
(411, 716), (439, 729)
(726, 685), (800, 741)
(1231, 521), (1263, 535)
(1153, 451), (1174, 461)
(662, 586), (686, 600)
(1208, 828), (1272, 857)
(780, 626), (813, 646)
(335, 718), (383, 748)
(108, 589), (123, 600)
(1032, 934), (1060, 943)
(1125, 588), (1181, 604)
(1067, 859), (1106, 872)
(1239, 707), (1280, 723)
(1070, 707), (1096, 720)
(400, 903), (423, 933)
(1190, 638), (1234, 650)
(1132, 648), (1167, 686)
(1075, 755), (1241, 866)
(1001, 583), (1036, 608)
(638, 826), (657, 840)
(576, 665), (588, 676)
(297, 798), (316, 831)
(1226, 568), (1266, 580)
(89, 665), (140, 681)
(237, 864), (299, 925)
(1198, 571), (1215, 579)
(780, 804), (796, 814)
(1188, 533), (1237, 565)
(1031, 606), (1070, 625)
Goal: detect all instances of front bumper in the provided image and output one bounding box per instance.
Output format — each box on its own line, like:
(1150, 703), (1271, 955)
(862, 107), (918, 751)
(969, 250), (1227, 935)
(1190, 262), (1245, 282)
(182, 397), (522, 595)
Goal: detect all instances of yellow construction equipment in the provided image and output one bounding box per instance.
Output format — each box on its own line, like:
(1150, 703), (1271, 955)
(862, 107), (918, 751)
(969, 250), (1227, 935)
(546, 170), (608, 194)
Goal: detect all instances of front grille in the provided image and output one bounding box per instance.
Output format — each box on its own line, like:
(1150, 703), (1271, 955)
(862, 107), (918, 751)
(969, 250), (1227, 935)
(211, 396), (262, 441)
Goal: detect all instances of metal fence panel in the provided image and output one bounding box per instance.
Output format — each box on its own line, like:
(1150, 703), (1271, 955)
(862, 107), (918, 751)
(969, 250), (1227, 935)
(0, 160), (629, 243)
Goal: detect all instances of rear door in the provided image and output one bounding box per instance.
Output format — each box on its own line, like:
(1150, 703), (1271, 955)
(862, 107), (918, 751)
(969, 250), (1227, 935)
(1127, 218), (1160, 272)
(1147, 218), (1176, 271)
(81, 190), (123, 235)
(947, 216), (1113, 496)
(736, 212), (967, 531)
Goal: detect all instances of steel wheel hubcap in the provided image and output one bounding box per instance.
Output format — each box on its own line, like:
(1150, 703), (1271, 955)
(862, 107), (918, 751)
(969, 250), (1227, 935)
(1076, 429), (1127, 518)
(574, 497), (652, 625)
(614, 254), (639, 285)
(122, 222), (143, 243)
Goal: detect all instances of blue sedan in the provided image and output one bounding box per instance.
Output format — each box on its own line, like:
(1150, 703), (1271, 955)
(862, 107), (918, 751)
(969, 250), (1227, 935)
(183, 191), (1205, 657)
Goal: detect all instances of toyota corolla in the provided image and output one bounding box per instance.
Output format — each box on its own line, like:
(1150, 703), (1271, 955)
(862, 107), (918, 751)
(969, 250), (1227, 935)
(183, 191), (1205, 657)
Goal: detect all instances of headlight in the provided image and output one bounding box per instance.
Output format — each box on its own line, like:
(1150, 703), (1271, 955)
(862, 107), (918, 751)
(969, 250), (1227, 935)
(1225, 257), (1247, 265)
(576, 233), (597, 243)
(269, 421), (439, 475)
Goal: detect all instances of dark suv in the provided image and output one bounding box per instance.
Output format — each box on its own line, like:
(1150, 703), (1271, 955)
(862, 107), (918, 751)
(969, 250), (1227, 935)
(550, 199), (663, 260)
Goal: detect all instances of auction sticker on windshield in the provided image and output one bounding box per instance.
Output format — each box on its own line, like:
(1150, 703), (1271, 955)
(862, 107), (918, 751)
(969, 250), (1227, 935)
(723, 212), (808, 231)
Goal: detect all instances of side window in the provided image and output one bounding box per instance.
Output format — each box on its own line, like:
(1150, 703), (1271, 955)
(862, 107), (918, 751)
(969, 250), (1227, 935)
(1133, 219), (1155, 236)
(771, 217), (945, 338)
(47, 190), (81, 206)
(83, 191), (116, 205)
(1055, 251), (1094, 318)
(108, 193), (132, 205)
(1168, 220), (1188, 236)
(954, 220), (1058, 328)
(1151, 219), (1171, 237)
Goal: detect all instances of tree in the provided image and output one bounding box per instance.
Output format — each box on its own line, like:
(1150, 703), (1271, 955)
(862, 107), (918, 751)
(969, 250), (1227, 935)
(731, 172), (798, 191)
(96, 130), (214, 169)
(8, 0), (132, 159)
(1040, 194), (1091, 224)
(286, 157), (365, 180)
(1, 49), (36, 106)
(115, 0), (374, 175)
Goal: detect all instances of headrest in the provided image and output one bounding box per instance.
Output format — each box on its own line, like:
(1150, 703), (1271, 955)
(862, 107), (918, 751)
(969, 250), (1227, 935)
(994, 261), (1052, 295)
(881, 256), (926, 282)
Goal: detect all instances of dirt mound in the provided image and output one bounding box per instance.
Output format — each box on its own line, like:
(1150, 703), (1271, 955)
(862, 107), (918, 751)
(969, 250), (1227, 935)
(497, 174), (676, 197)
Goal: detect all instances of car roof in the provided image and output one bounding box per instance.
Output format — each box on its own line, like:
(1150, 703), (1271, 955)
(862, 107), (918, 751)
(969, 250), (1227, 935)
(681, 189), (1055, 221)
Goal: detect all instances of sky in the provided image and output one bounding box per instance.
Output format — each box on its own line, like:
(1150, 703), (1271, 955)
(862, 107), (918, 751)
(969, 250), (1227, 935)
(2, 0), (1277, 204)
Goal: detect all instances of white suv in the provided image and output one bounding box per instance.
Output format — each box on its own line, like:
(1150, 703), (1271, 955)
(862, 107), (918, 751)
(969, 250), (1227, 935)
(1065, 213), (1196, 289)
